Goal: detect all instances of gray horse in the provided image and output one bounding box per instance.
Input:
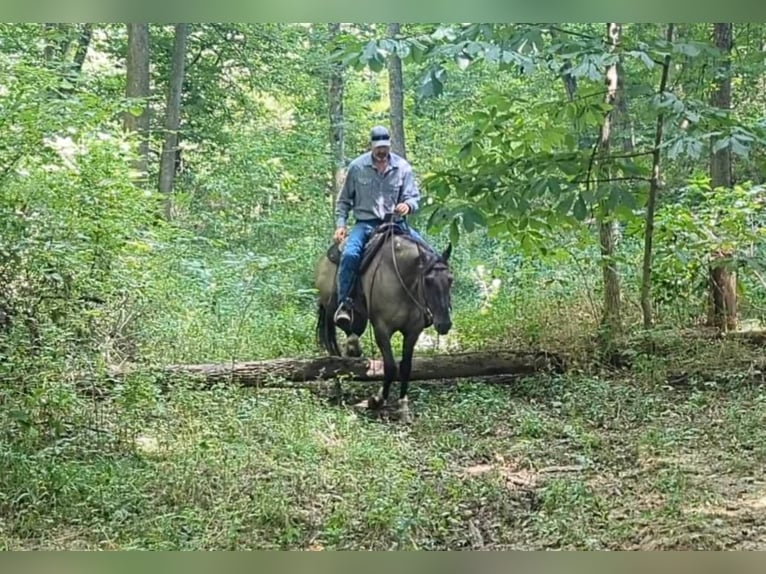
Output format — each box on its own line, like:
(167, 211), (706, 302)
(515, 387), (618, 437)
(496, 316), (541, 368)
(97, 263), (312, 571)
(314, 223), (454, 420)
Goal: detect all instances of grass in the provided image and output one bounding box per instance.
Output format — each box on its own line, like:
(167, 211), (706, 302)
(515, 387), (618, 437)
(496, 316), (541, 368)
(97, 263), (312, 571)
(3, 346), (766, 550)
(3, 198), (766, 550)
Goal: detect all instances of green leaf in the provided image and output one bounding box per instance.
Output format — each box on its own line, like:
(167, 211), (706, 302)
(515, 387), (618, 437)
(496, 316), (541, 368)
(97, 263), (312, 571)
(605, 187), (622, 212)
(731, 136), (749, 158)
(379, 38), (395, 54)
(461, 206), (486, 232)
(712, 137), (730, 154)
(556, 193), (575, 215)
(628, 50), (655, 70)
(465, 41), (483, 57)
(361, 41), (379, 64)
(456, 54), (471, 70)
(128, 104), (146, 117)
(449, 218), (460, 246)
(620, 188), (638, 210)
(410, 40), (427, 63)
(458, 140), (473, 160)
(488, 218), (507, 237)
(485, 45), (501, 63)
(368, 54), (384, 73)
(673, 42), (701, 57)
(520, 232), (537, 254)
(419, 66), (445, 99)
(573, 194), (587, 221)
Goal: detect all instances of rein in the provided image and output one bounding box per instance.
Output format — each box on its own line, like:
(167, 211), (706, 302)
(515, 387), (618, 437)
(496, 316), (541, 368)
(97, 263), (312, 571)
(386, 218), (434, 325)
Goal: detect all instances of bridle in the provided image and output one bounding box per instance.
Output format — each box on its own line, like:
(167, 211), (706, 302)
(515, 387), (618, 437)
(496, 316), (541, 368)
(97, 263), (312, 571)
(384, 217), (450, 326)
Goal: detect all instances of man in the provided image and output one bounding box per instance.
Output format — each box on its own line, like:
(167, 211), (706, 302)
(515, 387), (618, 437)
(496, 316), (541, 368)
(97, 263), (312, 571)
(332, 125), (428, 330)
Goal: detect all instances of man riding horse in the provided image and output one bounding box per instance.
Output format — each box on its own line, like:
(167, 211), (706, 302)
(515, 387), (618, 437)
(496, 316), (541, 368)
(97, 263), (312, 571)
(332, 125), (433, 332)
(317, 126), (454, 417)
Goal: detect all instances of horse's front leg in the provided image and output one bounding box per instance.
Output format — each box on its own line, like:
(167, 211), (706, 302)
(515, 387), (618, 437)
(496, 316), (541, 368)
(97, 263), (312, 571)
(368, 325), (396, 410)
(397, 329), (420, 424)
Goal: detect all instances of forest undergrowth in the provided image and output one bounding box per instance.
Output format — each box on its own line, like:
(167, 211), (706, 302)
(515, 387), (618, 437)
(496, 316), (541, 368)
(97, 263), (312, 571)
(2, 198), (766, 550)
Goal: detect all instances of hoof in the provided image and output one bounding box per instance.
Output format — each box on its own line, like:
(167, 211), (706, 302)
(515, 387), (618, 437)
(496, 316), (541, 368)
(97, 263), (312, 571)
(397, 399), (413, 424)
(344, 334), (363, 358)
(344, 345), (362, 358)
(367, 395), (384, 410)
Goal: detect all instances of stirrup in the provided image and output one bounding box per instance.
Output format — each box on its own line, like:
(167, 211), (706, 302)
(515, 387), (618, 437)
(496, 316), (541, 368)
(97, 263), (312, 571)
(334, 300), (353, 326)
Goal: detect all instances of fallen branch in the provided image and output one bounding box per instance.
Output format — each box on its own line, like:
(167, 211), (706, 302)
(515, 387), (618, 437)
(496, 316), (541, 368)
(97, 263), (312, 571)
(111, 350), (567, 388)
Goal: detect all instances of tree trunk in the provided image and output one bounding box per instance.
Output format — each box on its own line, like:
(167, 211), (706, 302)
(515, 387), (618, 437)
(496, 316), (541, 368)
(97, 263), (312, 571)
(707, 22), (737, 332)
(560, 59), (578, 102)
(70, 23), (93, 77)
(327, 23), (345, 199)
(43, 23), (92, 95)
(158, 23), (190, 219)
(599, 220), (621, 335)
(597, 23), (622, 342)
(387, 22), (406, 158)
(43, 23), (68, 65)
(111, 350), (566, 387)
(43, 23), (57, 63)
(124, 23), (151, 179)
(641, 24), (674, 328)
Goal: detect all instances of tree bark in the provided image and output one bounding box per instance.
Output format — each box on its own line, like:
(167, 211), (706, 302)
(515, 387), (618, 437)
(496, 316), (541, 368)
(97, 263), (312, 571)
(327, 23), (346, 199)
(158, 23), (190, 219)
(597, 23), (623, 342)
(70, 23), (93, 77)
(707, 22), (737, 332)
(387, 22), (406, 158)
(43, 23), (92, 95)
(111, 350), (566, 387)
(641, 23), (674, 328)
(125, 23), (151, 179)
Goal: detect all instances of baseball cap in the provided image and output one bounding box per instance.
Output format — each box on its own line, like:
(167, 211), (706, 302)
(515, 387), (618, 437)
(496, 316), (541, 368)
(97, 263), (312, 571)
(369, 125), (391, 148)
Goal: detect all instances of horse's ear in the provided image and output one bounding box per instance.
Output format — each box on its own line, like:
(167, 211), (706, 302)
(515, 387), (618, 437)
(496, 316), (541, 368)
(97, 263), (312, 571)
(441, 243), (452, 262)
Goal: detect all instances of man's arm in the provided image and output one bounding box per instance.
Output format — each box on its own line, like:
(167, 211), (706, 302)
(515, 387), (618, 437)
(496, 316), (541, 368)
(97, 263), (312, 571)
(335, 165), (355, 228)
(400, 166), (420, 214)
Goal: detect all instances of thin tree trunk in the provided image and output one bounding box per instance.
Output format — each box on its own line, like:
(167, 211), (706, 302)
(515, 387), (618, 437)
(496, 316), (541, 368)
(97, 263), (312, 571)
(598, 23), (622, 342)
(327, 23), (345, 200)
(641, 23), (674, 328)
(561, 59), (578, 102)
(43, 23), (57, 63)
(124, 24), (151, 179)
(42, 23), (68, 65)
(707, 22), (737, 332)
(387, 22), (406, 158)
(70, 23), (93, 76)
(158, 23), (190, 219)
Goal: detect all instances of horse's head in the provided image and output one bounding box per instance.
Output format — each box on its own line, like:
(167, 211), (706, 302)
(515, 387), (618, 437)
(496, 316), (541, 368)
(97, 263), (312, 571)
(422, 243), (454, 335)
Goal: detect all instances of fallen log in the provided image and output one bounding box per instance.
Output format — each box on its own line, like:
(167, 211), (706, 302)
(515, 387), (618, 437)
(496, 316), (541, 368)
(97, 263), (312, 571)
(112, 350), (566, 388)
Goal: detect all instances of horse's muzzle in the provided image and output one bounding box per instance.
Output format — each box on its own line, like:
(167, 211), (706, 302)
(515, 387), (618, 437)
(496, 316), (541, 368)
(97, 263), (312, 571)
(434, 320), (452, 335)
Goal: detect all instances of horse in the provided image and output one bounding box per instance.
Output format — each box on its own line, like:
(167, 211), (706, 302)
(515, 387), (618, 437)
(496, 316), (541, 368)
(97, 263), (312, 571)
(314, 220), (454, 421)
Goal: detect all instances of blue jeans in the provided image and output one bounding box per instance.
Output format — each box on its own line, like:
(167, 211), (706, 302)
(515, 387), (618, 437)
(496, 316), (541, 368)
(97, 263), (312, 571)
(337, 219), (426, 304)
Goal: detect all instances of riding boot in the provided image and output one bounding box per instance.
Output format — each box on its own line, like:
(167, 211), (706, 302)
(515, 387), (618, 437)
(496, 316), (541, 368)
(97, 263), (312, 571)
(334, 297), (354, 331)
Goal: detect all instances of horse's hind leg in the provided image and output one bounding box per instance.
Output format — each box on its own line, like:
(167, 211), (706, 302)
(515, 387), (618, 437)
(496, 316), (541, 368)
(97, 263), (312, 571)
(397, 329), (420, 424)
(345, 334), (361, 357)
(368, 325), (396, 411)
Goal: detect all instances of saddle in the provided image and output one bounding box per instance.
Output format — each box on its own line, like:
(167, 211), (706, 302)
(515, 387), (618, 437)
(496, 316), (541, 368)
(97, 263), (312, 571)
(324, 221), (438, 327)
(325, 221), (412, 275)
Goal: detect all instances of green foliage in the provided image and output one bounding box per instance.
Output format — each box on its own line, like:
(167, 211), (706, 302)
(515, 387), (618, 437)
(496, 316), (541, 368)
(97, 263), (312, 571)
(642, 178), (766, 318)
(0, 51), (162, 365)
(2, 21), (766, 550)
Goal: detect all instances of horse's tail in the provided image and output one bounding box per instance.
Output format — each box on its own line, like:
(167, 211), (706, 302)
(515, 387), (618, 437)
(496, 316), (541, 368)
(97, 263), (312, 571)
(316, 296), (341, 356)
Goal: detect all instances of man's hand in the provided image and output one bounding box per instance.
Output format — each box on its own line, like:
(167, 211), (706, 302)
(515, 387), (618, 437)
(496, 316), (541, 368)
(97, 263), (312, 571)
(394, 202), (410, 216)
(333, 226), (347, 244)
